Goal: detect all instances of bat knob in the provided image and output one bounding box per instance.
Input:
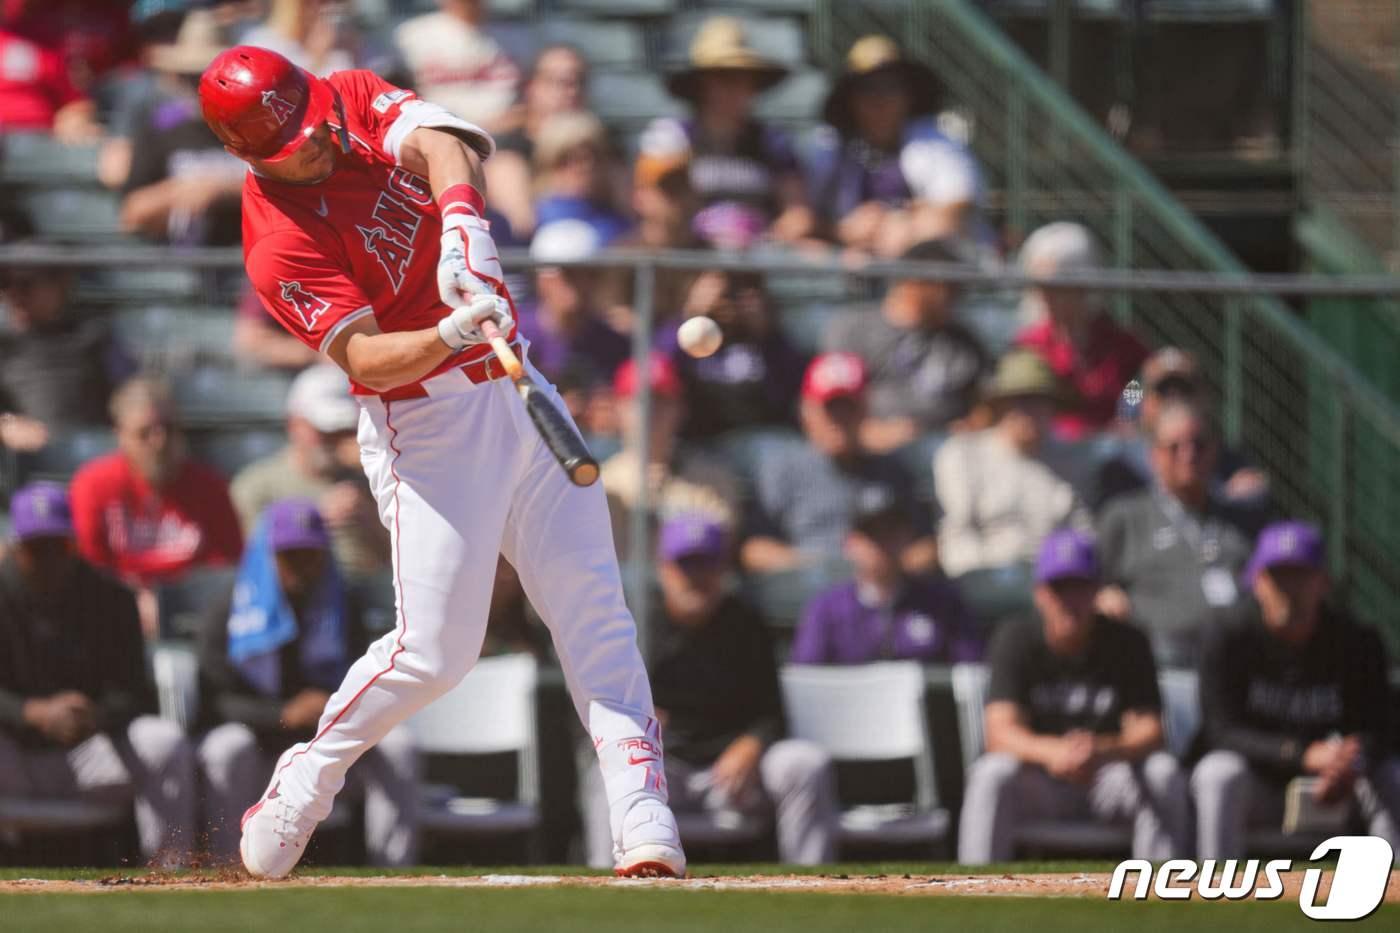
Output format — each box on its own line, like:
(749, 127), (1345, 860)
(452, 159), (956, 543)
(568, 459), (600, 487)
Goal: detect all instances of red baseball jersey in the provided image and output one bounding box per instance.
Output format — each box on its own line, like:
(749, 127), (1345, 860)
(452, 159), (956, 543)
(69, 453), (244, 587)
(242, 69), (513, 394)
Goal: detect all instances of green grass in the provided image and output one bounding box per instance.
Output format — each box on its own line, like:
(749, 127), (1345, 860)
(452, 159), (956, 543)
(0, 861), (1116, 881)
(2, 887), (1390, 933)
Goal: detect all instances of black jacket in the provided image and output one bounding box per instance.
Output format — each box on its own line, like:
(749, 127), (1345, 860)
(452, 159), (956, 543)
(0, 554), (152, 746)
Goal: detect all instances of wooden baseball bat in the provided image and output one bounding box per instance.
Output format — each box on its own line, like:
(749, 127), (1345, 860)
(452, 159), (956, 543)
(481, 318), (599, 487)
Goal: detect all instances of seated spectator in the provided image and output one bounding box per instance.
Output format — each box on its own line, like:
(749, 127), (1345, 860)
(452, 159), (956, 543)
(824, 238), (989, 452)
(1096, 400), (1253, 666)
(935, 351), (1088, 578)
(0, 483), (195, 866)
(651, 17), (814, 249)
(231, 364), (389, 578)
(582, 515), (838, 867)
(70, 377), (244, 596)
(808, 36), (984, 257)
(195, 499), (418, 863)
(957, 530), (1189, 864)
(792, 485), (981, 665)
(97, 4), (192, 190)
(119, 10), (244, 246)
(1094, 347), (1269, 521)
(232, 282), (322, 371)
(487, 45), (590, 236)
(0, 211), (134, 450)
(518, 221), (629, 389)
(239, 0), (373, 77)
(1192, 522), (1400, 857)
(0, 11), (103, 141)
(393, 0), (521, 134)
(1013, 223), (1148, 439)
(601, 354), (740, 558)
(668, 268), (807, 441)
(605, 139), (703, 335)
(531, 112), (629, 248)
(742, 352), (934, 575)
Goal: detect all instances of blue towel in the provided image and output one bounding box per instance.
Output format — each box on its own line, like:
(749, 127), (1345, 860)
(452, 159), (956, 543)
(227, 520), (348, 697)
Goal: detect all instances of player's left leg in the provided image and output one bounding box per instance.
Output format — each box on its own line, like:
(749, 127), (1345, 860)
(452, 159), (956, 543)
(496, 366), (685, 878)
(756, 738), (839, 865)
(1090, 752), (1190, 860)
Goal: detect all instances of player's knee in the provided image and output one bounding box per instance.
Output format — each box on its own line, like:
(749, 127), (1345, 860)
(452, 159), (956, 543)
(396, 651), (474, 698)
(197, 722), (260, 774)
(1142, 750), (1185, 796)
(967, 752), (1022, 797)
(128, 714), (194, 769)
(1191, 749), (1249, 797)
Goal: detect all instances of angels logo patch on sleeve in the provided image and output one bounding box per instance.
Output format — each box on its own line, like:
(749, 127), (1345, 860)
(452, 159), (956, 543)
(280, 281), (332, 330)
(372, 89), (413, 114)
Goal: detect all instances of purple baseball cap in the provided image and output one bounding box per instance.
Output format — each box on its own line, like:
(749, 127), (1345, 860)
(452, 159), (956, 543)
(265, 498), (330, 552)
(1243, 520), (1325, 586)
(658, 514), (728, 563)
(1034, 528), (1100, 584)
(8, 482), (73, 541)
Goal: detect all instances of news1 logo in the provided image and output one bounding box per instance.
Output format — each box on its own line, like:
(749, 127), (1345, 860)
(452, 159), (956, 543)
(1108, 836), (1393, 920)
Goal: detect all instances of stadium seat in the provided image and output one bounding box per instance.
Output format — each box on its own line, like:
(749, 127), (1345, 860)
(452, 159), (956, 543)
(950, 563), (1034, 629)
(1143, 0), (1274, 21)
(155, 566), (238, 640)
(0, 798), (129, 834)
(12, 428), (117, 486)
(78, 266), (205, 304)
(753, 69), (829, 124)
(18, 189), (123, 241)
(171, 367), (294, 425)
(588, 70), (684, 127)
(112, 305), (238, 369)
(537, 19), (647, 68)
(555, 0), (677, 16)
(151, 641), (201, 732)
(0, 134), (101, 185)
(189, 428), (288, 480)
(782, 662), (950, 853)
(408, 654), (543, 844)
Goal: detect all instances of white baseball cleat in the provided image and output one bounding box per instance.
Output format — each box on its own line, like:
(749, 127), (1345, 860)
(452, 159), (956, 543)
(239, 783), (319, 879)
(614, 799), (687, 878)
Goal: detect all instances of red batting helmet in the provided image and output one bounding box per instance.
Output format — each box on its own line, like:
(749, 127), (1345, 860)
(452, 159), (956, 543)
(199, 46), (334, 162)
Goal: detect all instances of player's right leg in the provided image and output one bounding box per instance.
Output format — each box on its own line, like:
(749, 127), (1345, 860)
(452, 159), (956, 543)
(497, 366), (685, 878)
(241, 388), (514, 878)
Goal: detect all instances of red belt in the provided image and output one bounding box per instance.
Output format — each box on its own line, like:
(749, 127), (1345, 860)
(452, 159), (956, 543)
(378, 343), (520, 402)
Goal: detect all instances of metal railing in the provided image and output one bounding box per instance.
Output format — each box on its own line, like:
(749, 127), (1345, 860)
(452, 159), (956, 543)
(4, 243), (1400, 651)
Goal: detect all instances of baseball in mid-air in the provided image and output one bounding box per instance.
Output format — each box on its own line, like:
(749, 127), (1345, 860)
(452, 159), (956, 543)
(678, 315), (723, 358)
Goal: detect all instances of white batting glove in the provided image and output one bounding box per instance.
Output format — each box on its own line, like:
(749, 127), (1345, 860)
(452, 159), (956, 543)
(437, 213), (505, 310)
(438, 293), (513, 351)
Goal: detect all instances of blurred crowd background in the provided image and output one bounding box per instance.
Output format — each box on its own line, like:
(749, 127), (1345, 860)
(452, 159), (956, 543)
(1, 0), (1399, 870)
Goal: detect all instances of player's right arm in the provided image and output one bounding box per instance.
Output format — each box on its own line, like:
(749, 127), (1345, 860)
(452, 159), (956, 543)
(247, 231), (496, 391)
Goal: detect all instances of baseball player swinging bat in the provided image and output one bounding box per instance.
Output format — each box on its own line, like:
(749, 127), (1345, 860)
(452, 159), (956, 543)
(200, 46), (684, 882)
(480, 319), (599, 487)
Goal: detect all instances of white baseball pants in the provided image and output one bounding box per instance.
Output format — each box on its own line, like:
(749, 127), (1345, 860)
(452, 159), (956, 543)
(265, 359), (665, 837)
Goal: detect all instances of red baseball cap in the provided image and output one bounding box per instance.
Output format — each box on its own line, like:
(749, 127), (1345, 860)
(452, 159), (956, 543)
(802, 352), (868, 403)
(614, 354), (683, 399)
(200, 46), (335, 163)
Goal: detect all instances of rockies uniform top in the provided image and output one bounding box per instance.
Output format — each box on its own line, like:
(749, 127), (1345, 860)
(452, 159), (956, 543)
(986, 615), (1161, 737)
(1195, 606), (1394, 782)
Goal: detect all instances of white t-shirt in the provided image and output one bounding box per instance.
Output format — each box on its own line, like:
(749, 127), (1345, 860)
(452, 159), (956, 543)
(393, 12), (520, 126)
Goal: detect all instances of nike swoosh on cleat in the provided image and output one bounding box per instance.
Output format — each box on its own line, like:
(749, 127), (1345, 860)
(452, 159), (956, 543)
(627, 755), (659, 766)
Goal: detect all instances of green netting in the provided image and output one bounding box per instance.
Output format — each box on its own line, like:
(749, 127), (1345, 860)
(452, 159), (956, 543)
(811, 0), (1400, 647)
